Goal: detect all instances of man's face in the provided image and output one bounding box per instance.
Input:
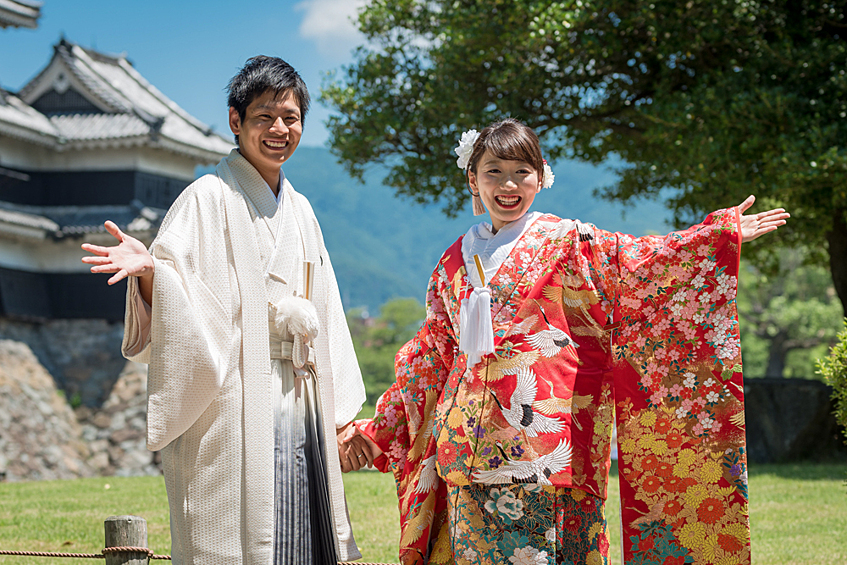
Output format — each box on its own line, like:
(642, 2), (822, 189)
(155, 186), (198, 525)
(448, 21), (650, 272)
(228, 90), (302, 190)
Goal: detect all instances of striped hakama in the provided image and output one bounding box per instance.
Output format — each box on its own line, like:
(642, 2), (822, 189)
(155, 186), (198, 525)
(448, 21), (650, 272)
(271, 339), (339, 565)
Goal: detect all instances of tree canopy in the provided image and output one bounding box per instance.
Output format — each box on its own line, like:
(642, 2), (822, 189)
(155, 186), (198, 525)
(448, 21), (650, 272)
(321, 0), (847, 312)
(737, 251), (842, 378)
(347, 297), (425, 406)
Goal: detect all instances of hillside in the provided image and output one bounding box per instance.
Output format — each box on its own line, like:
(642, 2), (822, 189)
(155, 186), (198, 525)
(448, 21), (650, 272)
(283, 147), (671, 311)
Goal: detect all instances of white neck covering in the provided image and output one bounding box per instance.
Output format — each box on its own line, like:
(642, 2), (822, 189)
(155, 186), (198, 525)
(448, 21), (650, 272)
(458, 211), (542, 366)
(462, 211), (542, 288)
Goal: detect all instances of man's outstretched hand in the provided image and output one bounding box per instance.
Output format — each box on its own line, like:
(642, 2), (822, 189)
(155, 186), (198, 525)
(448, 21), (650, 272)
(81, 220), (154, 284)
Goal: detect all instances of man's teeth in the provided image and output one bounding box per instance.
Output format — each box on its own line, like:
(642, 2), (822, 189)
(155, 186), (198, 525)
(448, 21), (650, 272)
(265, 140), (287, 148)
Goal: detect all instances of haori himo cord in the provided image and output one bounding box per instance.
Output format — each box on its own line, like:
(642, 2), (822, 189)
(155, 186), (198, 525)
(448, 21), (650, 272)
(348, 118), (788, 565)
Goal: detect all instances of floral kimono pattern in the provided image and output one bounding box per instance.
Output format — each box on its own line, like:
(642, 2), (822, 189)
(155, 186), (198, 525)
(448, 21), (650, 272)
(449, 484), (608, 565)
(360, 209), (750, 565)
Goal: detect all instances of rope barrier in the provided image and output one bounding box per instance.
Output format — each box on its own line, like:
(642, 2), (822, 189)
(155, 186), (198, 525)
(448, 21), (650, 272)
(0, 549), (392, 563)
(0, 548), (170, 560)
(0, 550), (104, 559)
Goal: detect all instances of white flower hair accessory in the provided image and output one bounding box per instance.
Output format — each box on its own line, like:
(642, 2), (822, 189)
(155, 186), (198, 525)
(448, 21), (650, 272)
(542, 160), (555, 189)
(454, 129), (480, 170)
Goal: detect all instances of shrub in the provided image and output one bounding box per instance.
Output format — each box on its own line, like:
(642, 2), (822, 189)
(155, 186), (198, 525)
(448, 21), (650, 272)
(818, 319), (847, 445)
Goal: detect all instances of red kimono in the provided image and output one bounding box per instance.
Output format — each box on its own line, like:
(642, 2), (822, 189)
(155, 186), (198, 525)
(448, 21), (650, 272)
(361, 209), (750, 565)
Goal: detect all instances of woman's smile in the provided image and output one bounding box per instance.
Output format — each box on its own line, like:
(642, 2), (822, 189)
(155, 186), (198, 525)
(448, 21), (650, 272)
(469, 150), (542, 232)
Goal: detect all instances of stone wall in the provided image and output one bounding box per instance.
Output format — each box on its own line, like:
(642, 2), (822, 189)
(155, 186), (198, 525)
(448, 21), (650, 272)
(76, 361), (159, 477)
(0, 318), (126, 407)
(0, 320), (159, 481)
(0, 339), (94, 480)
(0, 317), (845, 480)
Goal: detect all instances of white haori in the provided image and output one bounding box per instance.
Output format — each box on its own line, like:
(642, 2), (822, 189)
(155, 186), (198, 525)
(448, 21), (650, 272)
(122, 149), (365, 564)
(459, 212), (542, 365)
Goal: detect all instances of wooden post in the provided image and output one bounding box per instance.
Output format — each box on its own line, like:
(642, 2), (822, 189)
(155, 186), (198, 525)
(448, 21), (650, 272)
(104, 515), (149, 565)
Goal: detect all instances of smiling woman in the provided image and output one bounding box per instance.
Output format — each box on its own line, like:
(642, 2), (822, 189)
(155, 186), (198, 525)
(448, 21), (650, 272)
(469, 153), (542, 232)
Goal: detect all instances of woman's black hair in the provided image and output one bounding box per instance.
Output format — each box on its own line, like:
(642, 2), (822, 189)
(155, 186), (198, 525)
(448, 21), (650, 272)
(466, 118), (545, 182)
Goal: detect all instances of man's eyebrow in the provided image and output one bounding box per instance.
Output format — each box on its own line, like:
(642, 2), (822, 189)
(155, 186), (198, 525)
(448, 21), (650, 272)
(253, 103), (300, 115)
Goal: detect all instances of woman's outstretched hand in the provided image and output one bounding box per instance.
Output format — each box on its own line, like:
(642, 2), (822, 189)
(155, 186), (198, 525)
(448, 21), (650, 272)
(81, 220), (154, 285)
(738, 195), (790, 243)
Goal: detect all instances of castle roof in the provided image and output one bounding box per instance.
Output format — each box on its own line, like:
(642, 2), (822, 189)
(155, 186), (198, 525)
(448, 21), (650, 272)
(0, 0), (41, 29)
(1, 39), (232, 162)
(0, 199), (162, 241)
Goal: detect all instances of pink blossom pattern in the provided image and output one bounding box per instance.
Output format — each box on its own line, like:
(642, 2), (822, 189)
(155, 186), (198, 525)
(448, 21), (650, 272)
(357, 208), (749, 565)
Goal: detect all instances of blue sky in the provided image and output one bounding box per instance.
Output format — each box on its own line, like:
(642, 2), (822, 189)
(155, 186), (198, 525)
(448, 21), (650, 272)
(0, 0), (365, 146)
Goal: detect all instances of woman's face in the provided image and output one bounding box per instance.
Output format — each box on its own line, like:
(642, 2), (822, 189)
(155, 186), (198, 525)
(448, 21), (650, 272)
(469, 150), (542, 232)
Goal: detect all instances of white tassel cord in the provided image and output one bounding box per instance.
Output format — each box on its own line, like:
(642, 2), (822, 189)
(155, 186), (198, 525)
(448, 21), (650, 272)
(459, 254), (495, 367)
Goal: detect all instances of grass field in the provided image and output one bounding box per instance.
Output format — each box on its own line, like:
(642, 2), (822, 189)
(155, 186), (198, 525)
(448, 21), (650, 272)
(0, 462), (844, 564)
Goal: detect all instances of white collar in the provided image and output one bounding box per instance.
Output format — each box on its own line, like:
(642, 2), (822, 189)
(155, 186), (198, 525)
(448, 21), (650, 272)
(462, 211), (542, 288)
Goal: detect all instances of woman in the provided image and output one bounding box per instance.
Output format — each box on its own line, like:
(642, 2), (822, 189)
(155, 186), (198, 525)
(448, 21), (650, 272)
(346, 118), (787, 565)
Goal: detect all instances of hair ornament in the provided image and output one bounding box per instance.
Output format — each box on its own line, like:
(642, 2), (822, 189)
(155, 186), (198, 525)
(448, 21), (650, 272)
(542, 160), (555, 189)
(454, 129), (480, 170)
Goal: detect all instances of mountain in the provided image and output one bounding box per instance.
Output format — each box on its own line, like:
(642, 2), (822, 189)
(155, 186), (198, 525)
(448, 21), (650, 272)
(282, 146), (672, 311)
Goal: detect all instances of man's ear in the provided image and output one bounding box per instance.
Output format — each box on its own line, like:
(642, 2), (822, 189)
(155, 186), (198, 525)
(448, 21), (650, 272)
(228, 107), (241, 136)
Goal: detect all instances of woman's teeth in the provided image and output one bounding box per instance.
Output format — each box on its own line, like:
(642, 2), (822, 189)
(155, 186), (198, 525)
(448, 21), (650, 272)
(496, 195), (520, 206)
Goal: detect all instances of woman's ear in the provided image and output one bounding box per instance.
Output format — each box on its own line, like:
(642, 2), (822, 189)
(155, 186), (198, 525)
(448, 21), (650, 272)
(468, 170), (478, 192)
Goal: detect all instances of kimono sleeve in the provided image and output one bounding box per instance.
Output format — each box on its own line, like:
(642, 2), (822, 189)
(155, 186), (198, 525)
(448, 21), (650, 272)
(604, 208), (751, 565)
(312, 221), (366, 427)
(359, 274), (456, 564)
(124, 181), (235, 451)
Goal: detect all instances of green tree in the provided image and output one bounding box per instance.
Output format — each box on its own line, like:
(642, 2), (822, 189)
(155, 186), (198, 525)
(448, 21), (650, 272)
(322, 0), (847, 313)
(818, 320), (847, 445)
(737, 250), (842, 378)
(347, 297), (425, 406)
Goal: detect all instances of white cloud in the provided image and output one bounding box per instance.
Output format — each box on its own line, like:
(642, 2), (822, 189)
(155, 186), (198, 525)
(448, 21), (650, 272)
(295, 0), (367, 59)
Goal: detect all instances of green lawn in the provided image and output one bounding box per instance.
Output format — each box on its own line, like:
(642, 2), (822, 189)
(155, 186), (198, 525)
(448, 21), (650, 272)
(0, 463), (844, 564)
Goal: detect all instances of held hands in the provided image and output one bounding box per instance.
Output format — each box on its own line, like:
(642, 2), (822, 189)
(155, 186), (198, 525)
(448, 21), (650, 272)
(400, 550), (425, 565)
(738, 195), (790, 244)
(336, 421), (383, 473)
(81, 221), (154, 284)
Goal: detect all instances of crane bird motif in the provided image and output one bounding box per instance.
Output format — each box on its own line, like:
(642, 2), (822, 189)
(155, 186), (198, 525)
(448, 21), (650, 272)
(549, 219), (595, 243)
(481, 349), (540, 383)
(413, 455), (438, 494)
(490, 366), (564, 437)
(542, 272), (600, 310)
(533, 378), (593, 431)
(472, 438), (573, 485)
(526, 301), (580, 358)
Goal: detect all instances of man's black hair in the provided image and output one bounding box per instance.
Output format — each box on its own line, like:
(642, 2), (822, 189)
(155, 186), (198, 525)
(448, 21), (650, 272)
(226, 56), (310, 144)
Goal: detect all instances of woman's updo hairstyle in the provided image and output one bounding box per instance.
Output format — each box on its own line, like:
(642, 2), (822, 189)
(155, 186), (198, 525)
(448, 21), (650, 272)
(466, 118), (546, 183)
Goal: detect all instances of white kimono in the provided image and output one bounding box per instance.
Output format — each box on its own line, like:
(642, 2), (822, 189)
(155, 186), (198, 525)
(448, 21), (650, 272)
(122, 149), (365, 564)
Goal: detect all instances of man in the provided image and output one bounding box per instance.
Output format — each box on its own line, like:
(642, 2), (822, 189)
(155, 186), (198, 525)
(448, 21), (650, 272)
(82, 56), (373, 565)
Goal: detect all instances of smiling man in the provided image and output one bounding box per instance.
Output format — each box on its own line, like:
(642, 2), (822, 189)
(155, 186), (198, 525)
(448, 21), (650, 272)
(81, 56), (370, 565)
